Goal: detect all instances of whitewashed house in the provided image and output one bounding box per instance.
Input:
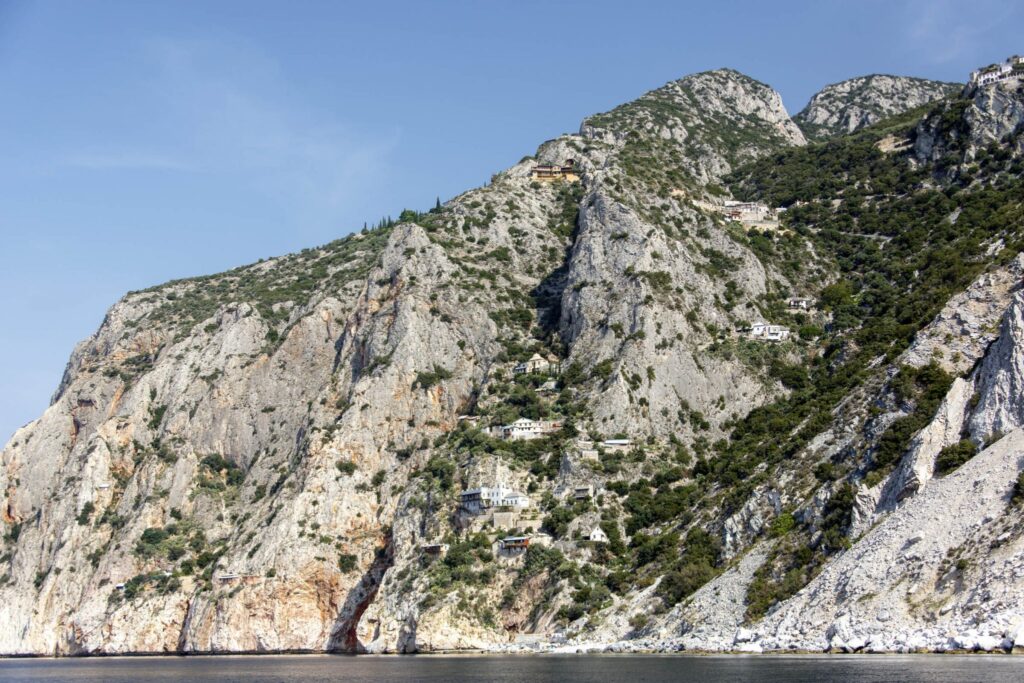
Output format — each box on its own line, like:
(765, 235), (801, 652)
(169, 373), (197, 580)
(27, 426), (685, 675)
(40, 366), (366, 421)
(749, 322), (790, 342)
(786, 297), (813, 311)
(500, 417), (563, 441)
(513, 353), (553, 375)
(969, 56), (1024, 87)
(588, 527), (609, 543)
(459, 485), (531, 515)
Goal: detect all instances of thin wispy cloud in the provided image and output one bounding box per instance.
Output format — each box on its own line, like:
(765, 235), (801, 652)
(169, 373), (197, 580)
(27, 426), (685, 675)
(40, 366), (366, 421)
(140, 35), (401, 214)
(902, 0), (1017, 65)
(50, 34), (400, 223)
(60, 151), (194, 171)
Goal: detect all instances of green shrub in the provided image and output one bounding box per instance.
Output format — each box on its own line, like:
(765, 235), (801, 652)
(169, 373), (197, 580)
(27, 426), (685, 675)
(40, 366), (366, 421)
(1012, 472), (1024, 505)
(413, 365), (453, 390)
(935, 439), (978, 475)
(76, 502), (95, 525)
(768, 512), (795, 538)
(423, 456), (455, 491)
(338, 553), (358, 572)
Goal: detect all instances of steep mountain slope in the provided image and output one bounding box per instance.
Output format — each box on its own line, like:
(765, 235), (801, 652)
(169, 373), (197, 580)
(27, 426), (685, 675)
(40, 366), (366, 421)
(0, 69), (816, 655)
(794, 75), (959, 141)
(1, 68), (1023, 656)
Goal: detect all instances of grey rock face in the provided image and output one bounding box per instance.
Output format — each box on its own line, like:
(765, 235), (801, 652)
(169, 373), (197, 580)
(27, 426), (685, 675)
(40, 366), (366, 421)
(0, 67), (808, 655)
(582, 68), (806, 183)
(1, 64), (1022, 657)
(795, 75), (959, 141)
(914, 78), (1024, 165)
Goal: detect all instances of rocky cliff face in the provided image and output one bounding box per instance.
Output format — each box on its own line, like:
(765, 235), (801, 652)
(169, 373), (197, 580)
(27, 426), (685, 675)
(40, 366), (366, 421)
(795, 75), (959, 141)
(3, 65), (1024, 656)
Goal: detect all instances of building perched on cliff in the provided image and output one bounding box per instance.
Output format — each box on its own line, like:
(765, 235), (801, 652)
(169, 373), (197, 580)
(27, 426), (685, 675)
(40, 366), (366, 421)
(787, 297), (814, 311)
(498, 417), (563, 441)
(459, 485), (531, 515)
(513, 353), (554, 375)
(530, 159), (579, 182)
(722, 200), (773, 222)
(968, 55), (1024, 88)
(748, 322), (791, 342)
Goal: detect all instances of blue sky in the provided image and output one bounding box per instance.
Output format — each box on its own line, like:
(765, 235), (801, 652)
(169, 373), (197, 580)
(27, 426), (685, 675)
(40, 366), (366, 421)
(1, 0), (1021, 441)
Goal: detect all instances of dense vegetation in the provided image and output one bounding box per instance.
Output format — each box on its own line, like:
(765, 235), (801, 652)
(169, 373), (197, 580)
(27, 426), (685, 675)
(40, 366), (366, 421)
(718, 92), (1024, 616)
(136, 225), (395, 340)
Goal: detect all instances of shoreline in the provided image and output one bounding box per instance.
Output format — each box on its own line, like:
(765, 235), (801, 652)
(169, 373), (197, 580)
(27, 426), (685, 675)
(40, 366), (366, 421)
(2, 646), (1021, 659)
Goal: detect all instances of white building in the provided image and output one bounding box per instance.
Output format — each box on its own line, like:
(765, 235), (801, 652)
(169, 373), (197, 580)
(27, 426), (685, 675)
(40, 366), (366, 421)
(786, 297), (813, 311)
(749, 322), (791, 342)
(500, 417), (563, 441)
(513, 353), (554, 375)
(588, 527), (609, 543)
(722, 200), (773, 221)
(969, 55), (1024, 87)
(459, 484), (531, 515)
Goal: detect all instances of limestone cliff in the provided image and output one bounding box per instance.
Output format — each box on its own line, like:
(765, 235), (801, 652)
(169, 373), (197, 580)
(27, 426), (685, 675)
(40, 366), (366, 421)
(795, 75), (959, 141)
(3, 63), (1024, 656)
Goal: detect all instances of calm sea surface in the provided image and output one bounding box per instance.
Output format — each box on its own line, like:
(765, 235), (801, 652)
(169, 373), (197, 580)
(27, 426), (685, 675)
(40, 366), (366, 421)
(1, 654), (1023, 683)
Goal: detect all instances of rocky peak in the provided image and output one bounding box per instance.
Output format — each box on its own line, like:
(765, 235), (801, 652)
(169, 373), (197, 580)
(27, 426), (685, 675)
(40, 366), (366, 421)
(3, 60), (1024, 658)
(912, 77), (1024, 170)
(582, 68), (805, 185)
(795, 74), (959, 141)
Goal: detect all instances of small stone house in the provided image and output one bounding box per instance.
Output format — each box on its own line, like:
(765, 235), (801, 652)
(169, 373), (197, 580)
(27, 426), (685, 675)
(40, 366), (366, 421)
(602, 438), (632, 453)
(573, 484), (594, 501)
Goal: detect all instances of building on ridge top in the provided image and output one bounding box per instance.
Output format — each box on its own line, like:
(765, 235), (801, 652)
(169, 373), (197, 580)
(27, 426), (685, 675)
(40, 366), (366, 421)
(530, 159), (579, 182)
(968, 55), (1024, 88)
